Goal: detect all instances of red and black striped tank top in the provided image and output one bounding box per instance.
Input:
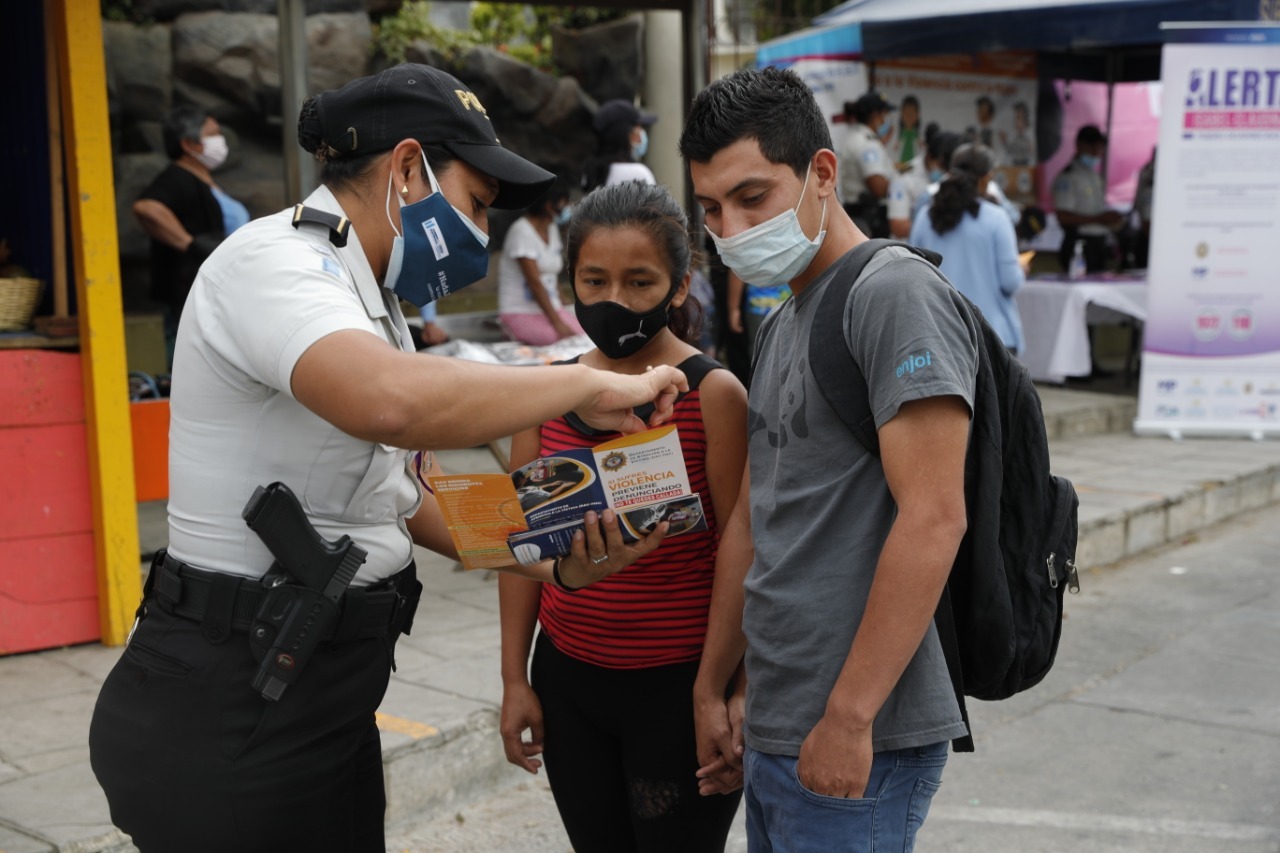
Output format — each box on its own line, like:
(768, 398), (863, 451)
(537, 354), (723, 669)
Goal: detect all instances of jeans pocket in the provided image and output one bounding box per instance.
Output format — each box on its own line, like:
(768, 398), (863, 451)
(904, 777), (942, 850)
(790, 763), (876, 811)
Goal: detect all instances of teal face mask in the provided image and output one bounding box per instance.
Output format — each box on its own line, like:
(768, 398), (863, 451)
(1079, 154), (1101, 170)
(878, 117), (894, 139)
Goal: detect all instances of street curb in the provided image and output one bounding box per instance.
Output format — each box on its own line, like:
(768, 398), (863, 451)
(1075, 464), (1279, 570)
(382, 709), (526, 829)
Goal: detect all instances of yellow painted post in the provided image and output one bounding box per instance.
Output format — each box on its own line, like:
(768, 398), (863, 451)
(51, 0), (141, 646)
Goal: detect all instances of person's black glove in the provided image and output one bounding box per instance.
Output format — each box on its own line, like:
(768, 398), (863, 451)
(186, 232), (222, 262)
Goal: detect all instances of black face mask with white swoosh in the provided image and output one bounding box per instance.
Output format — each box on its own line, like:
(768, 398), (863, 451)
(574, 283), (677, 360)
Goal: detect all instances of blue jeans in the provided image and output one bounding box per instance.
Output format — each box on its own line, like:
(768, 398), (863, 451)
(745, 742), (948, 853)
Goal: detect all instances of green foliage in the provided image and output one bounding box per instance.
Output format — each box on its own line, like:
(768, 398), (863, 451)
(533, 7), (627, 30)
(373, 1), (469, 65)
(374, 2), (626, 72)
(101, 0), (150, 23)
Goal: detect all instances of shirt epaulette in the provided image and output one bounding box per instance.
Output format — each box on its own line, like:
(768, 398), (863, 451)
(291, 204), (351, 247)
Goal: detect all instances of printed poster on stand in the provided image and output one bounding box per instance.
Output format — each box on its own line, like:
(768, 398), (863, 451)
(1135, 23), (1280, 437)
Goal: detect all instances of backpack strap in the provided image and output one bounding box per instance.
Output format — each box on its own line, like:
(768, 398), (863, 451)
(808, 239), (943, 456)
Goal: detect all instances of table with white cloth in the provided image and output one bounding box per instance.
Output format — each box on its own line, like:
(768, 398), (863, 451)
(1015, 274), (1149, 384)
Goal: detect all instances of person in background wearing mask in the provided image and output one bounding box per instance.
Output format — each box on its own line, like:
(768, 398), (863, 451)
(839, 92), (896, 238)
(912, 128), (1021, 227)
(682, 66), (975, 851)
(583, 99), (659, 192)
(498, 179), (584, 344)
(89, 64), (688, 853)
(910, 143), (1025, 354)
(133, 105), (250, 366)
(499, 180), (748, 852)
(1052, 124), (1124, 273)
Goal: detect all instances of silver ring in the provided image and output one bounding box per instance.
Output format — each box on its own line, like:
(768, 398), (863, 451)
(590, 554), (609, 565)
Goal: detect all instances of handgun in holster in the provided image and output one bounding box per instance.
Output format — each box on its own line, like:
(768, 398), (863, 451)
(242, 482), (367, 701)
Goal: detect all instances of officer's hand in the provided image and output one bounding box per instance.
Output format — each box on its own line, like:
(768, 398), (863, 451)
(578, 365), (688, 434)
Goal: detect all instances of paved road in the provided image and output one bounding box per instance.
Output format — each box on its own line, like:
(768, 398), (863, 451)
(387, 504), (1280, 852)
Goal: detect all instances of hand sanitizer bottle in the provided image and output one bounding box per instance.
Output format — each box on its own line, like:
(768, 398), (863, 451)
(1068, 240), (1087, 280)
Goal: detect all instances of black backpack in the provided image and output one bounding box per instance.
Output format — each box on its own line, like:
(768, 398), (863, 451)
(755, 239), (1080, 752)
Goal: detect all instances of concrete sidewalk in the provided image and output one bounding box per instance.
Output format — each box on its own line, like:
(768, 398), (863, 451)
(4, 387), (1280, 852)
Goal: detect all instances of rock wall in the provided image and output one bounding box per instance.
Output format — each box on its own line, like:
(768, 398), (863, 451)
(105, 6), (644, 309)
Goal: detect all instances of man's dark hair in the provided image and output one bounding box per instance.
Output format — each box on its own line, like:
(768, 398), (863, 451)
(976, 96), (995, 117)
(162, 105), (210, 161)
(679, 67), (832, 178)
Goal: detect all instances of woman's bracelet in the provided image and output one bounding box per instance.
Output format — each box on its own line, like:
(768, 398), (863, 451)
(551, 556), (582, 593)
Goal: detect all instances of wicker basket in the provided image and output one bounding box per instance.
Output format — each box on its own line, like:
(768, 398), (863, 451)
(0, 277), (43, 331)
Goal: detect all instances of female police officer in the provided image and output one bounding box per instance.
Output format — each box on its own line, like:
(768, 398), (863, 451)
(88, 64), (685, 853)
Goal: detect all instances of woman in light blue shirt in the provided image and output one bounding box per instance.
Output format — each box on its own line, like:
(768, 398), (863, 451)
(910, 143), (1025, 353)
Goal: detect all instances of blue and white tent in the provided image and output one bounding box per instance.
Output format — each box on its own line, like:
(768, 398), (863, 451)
(758, 0), (1270, 80)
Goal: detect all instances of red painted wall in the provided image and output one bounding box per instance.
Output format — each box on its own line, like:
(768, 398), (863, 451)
(0, 350), (100, 653)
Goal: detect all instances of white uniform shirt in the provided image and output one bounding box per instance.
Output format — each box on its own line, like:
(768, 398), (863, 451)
(840, 123), (894, 203)
(498, 216), (564, 315)
(167, 185), (420, 586)
(1052, 159), (1110, 237)
(888, 154), (930, 224)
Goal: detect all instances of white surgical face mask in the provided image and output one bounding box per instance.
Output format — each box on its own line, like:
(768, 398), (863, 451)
(194, 133), (228, 170)
(705, 165), (828, 288)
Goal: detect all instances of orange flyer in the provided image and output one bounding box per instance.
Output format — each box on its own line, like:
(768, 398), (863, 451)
(426, 474), (528, 571)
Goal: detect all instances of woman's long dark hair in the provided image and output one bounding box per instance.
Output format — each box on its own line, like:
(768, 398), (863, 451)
(566, 181), (704, 346)
(928, 143), (995, 236)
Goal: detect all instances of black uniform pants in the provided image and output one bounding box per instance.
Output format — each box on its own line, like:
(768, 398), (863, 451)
(89, 576), (411, 853)
(531, 633), (743, 853)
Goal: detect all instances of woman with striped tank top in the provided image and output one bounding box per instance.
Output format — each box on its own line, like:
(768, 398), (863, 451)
(499, 181), (749, 851)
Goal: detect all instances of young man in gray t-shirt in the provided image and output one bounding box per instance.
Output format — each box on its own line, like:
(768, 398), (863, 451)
(680, 68), (977, 851)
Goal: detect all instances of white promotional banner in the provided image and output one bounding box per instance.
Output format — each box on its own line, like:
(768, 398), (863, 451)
(873, 58), (1040, 204)
(1135, 24), (1280, 438)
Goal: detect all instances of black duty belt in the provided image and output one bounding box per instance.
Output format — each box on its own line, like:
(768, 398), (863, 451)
(151, 550), (420, 645)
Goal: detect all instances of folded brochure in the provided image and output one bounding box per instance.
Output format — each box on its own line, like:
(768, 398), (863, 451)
(424, 425), (707, 570)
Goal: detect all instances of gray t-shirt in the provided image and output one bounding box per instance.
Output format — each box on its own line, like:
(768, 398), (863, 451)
(743, 245), (978, 756)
